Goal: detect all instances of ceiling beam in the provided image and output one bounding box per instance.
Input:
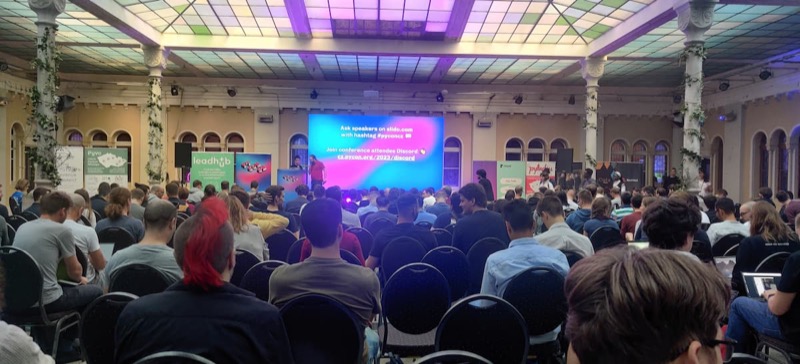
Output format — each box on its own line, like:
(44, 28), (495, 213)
(70, 0), (162, 46)
(284, 0), (312, 39)
(160, 34), (589, 59)
(444, 0), (476, 41)
(299, 53), (325, 81)
(588, 0), (678, 57)
(428, 58), (455, 83)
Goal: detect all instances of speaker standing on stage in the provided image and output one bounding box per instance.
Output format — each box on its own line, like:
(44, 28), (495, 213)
(309, 155), (326, 189)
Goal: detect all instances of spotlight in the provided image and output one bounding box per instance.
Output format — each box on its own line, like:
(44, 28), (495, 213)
(568, 95), (575, 105)
(310, 89), (318, 99)
(0, 62), (8, 72)
(759, 69), (772, 81)
(718, 81), (730, 92)
(514, 95), (523, 105)
(673, 94), (683, 104)
(436, 92), (444, 103)
(170, 85), (179, 96)
(227, 87), (237, 97)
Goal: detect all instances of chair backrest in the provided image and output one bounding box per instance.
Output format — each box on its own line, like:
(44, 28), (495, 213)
(280, 294), (364, 364)
(97, 227), (137, 255)
(562, 250), (583, 267)
(346, 227), (373, 259)
(415, 350), (492, 364)
(75, 248), (88, 276)
(383, 263), (451, 335)
(712, 234), (746, 257)
(691, 239), (714, 263)
(109, 264), (172, 296)
(465, 237), (507, 295)
(265, 229), (296, 262)
(0, 246), (45, 314)
(80, 292), (138, 364)
(589, 226), (625, 251)
(755, 251), (792, 273)
(502, 267), (567, 336)
(92, 210), (102, 222)
(21, 211), (39, 222)
(286, 239), (305, 264)
(231, 249), (261, 286)
(444, 223), (456, 235)
(133, 351), (215, 364)
(239, 260), (287, 301)
(359, 212), (374, 226)
(366, 218), (394, 237)
(422, 246), (470, 300)
(339, 249), (362, 266)
(431, 228), (453, 247)
(176, 214), (187, 228)
(436, 294), (529, 364)
(6, 215), (27, 231)
(177, 212), (190, 221)
(416, 221), (433, 230)
(4, 225), (14, 246)
(380, 236), (427, 282)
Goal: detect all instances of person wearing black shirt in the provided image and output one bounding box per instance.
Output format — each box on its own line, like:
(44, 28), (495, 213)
(758, 187), (776, 207)
(284, 184), (309, 214)
(265, 185), (299, 237)
(366, 194), (436, 270)
(662, 168), (680, 191)
(476, 169), (494, 202)
(452, 183), (509, 254)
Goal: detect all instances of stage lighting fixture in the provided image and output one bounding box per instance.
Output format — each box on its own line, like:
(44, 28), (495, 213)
(227, 87), (236, 97)
(436, 92), (444, 103)
(310, 89), (319, 99)
(719, 81), (730, 91)
(514, 95), (523, 105)
(0, 62), (8, 72)
(673, 94), (683, 104)
(568, 95), (575, 105)
(170, 85), (179, 96)
(759, 69), (772, 81)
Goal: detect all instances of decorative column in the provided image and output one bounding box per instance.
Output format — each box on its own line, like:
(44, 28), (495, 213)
(29, 0), (65, 189)
(142, 46), (168, 185)
(675, 0), (717, 191)
(580, 56), (606, 168)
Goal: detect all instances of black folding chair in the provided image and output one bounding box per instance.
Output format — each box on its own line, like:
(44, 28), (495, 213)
(97, 227), (137, 255)
(6, 214), (27, 231)
(713, 234), (746, 257)
(382, 263), (451, 356)
(80, 215), (92, 227)
(133, 351), (215, 364)
(359, 212), (374, 226)
(755, 251), (792, 273)
(502, 267), (567, 363)
(80, 292), (138, 364)
(380, 236), (427, 284)
(266, 229), (296, 262)
(176, 214), (187, 228)
(109, 264), (172, 296)
(755, 333), (800, 364)
(416, 221), (433, 230)
(280, 294), (364, 364)
(92, 210), (102, 222)
(691, 239), (714, 264)
(286, 239), (305, 264)
(589, 226), (625, 251)
(5, 224), (15, 245)
(465, 237), (507, 295)
(416, 350), (492, 364)
(340, 249), (362, 266)
(444, 223), (456, 236)
(21, 211), (39, 222)
(436, 295), (529, 364)
(231, 249), (261, 286)
(431, 228), (453, 247)
(240, 260), (287, 301)
(423, 246), (470, 300)
(347, 227), (374, 259)
(562, 250), (583, 267)
(367, 218), (395, 237)
(0, 246), (81, 360)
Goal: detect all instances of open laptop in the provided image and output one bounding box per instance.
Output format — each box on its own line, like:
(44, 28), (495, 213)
(628, 242), (649, 250)
(742, 272), (782, 299)
(714, 256), (737, 280)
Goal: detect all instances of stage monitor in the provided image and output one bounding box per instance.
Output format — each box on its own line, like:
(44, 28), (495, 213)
(309, 114), (444, 190)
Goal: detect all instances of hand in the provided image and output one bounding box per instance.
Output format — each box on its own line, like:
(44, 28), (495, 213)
(79, 277), (88, 285)
(762, 288), (777, 300)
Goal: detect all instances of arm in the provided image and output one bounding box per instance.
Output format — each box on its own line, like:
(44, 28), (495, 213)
(365, 256), (379, 270)
(88, 233), (106, 270)
(64, 255), (86, 283)
(479, 258), (496, 295)
(765, 290), (796, 316)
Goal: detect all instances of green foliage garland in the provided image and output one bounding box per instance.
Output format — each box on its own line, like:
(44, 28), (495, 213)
(27, 27), (62, 186)
(145, 77), (164, 182)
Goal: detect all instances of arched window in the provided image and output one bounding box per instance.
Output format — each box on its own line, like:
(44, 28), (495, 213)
(610, 140), (627, 162)
(505, 138), (524, 161)
(226, 133), (245, 153)
(773, 130), (789, 192)
(549, 139), (567, 162)
(66, 130), (83, 146)
(202, 132), (221, 152)
(754, 132), (768, 191)
(115, 131), (132, 183)
(632, 140), (648, 165)
(525, 139), (544, 162)
(654, 141), (669, 183)
(444, 137), (462, 187)
(180, 132), (198, 152)
(289, 134), (308, 168)
(90, 131), (108, 147)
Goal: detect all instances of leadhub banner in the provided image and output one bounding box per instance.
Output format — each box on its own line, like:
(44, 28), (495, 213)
(192, 152), (234, 190)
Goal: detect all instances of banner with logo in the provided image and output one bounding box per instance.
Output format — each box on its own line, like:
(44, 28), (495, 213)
(277, 169), (307, 202)
(496, 161), (525, 201)
(57, 146), (84, 192)
(192, 152), (235, 190)
(234, 153), (272, 191)
(525, 161), (556, 196)
(84, 148), (128, 189)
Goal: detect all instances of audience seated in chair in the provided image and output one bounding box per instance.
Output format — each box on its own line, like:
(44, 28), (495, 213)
(565, 190), (593, 234)
(642, 198), (702, 261)
(223, 193), (268, 261)
(534, 196), (594, 258)
(269, 197), (381, 363)
(452, 183), (509, 254)
(366, 193), (437, 269)
(363, 196), (397, 230)
(299, 229), (365, 266)
(90, 182), (110, 220)
(129, 188), (146, 221)
(480, 199), (569, 345)
(620, 194), (644, 241)
(102, 200), (183, 290)
(414, 195), (438, 225)
(8, 179), (28, 216)
(22, 187), (49, 218)
(64, 193), (106, 286)
(326, 186), (362, 228)
(229, 190), (289, 247)
(565, 248), (732, 364)
(582, 197), (620, 238)
(115, 197), (293, 364)
(263, 185), (300, 238)
(425, 190), (451, 218)
(96, 187), (145, 242)
(707, 197), (750, 246)
(285, 184), (310, 215)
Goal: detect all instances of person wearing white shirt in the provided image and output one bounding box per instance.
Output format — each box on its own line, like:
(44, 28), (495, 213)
(64, 193), (106, 285)
(534, 196), (594, 258)
(422, 187), (436, 209)
(707, 197), (750, 246)
(696, 169), (711, 197)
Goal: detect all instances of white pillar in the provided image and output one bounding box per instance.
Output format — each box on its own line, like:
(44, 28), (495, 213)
(675, 0), (717, 191)
(580, 57), (606, 168)
(29, 0), (65, 189)
(142, 46), (168, 184)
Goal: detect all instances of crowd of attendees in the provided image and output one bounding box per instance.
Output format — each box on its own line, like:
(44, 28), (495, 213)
(0, 166), (799, 363)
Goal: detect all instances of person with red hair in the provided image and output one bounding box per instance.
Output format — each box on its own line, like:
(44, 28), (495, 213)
(114, 197), (294, 364)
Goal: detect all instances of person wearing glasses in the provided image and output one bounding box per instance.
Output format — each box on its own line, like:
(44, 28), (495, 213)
(565, 247), (735, 364)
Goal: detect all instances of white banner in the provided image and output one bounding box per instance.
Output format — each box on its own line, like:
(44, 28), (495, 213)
(56, 146), (84, 193)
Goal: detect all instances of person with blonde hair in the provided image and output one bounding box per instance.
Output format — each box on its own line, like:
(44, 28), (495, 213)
(222, 194), (268, 260)
(95, 187), (145, 242)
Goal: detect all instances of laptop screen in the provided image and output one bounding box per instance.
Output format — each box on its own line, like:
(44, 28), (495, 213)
(714, 256), (736, 279)
(742, 273), (782, 298)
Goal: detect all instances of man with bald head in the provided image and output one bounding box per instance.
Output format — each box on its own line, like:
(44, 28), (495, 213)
(102, 199), (183, 289)
(739, 201), (756, 230)
(64, 193), (106, 285)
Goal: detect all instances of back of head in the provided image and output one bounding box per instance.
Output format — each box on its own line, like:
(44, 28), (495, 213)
(295, 184), (309, 196)
(556, 191), (568, 206)
(718, 189), (728, 197)
(424, 187), (435, 196)
(193, 180), (202, 188)
(476, 169), (487, 179)
(504, 189), (515, 201)
(376, 195), (390, 208)
(656, 187), (668, 197)
(69, 193), (85, 213)
(15, 178), (29, 191)
(591, 197), (612, 219)
(266, 185), (285, 204)
(230, 190), (250, 209)
(32, 187), (50, 202)
(566, 248), (730, 364)
(536, 196), (564, 219)
(178, 187), (190, 200)
(131, 188), (145, 202)
(105, 187), (131, 220)
(715, 197), (735, 215)
(777, 190), (789, 203)
(41, 191), (72, 216)
(204, 184), (217, 198)
(312, 185), (325, 199)
(503, 199), (533, 233)
(221, 181), (230, 190)
(450, 193), (463, 216)
(98, 182), (111, 197)
(110, 183), (119, 190)
(165, 182), (179, 197)
(759, 187), (773, 200)
(250, 180), (259, 190)
(611, 187), (621, 196)
(74, 189), (91, 204)
(702, 195), (717, 212)
(642, 186), (655, 196)
(144, 199), (177, 231)
(442, 186), (453, 197)
(302, 198), (342, 249)
(642, 196), (657, 209)
(621, 192), (632, 205)
(750, 201), (793, 241)
(631, 194), (644, 209)
(514, 185), (523, 196)
(578, 189), (593, 205)
(459, 183), (487, 207)
(434, 190), (448, 201)
(173, 197), (233, 291)
(325, 185), (343, 202)
(643, 199), (700, 250)
(396, 193), (419, 218)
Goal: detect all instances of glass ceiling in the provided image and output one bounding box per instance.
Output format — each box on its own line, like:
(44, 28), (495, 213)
(305, 0), (455, 39)
(315, 54), (438, 82)
(172, 50), (312, 78)
(442, 58), (576, 84)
